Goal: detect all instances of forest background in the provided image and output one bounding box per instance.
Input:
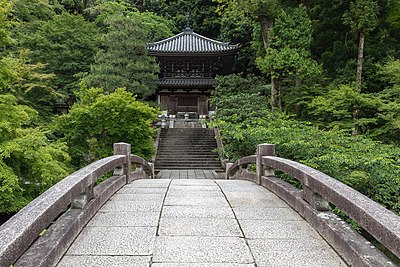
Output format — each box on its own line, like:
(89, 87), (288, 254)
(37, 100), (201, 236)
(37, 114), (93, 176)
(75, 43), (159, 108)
(0, 0), (399, 222)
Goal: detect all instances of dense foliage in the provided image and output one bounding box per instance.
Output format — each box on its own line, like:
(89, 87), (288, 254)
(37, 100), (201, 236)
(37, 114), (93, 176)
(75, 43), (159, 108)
(0, 94), (70, 213)
(55, 87), (158, 167)
(0, 0), (165, 213)
(0, 0), (399, 218)
(210, 74), (400, 215)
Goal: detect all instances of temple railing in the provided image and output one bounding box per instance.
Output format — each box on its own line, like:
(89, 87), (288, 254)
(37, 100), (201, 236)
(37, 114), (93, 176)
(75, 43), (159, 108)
(0, 143), (154, 267)
(226, 143), (400, 267)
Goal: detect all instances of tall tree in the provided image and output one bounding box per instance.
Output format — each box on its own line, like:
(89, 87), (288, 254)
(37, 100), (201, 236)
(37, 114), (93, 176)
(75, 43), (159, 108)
(82, 11), (172, 98)
(342, 0), (379, 91)
(214, 0), (282, 109)
(257, 5), (320, 110)
(214, 0), (280, 51)
(17, 12), (101, 106)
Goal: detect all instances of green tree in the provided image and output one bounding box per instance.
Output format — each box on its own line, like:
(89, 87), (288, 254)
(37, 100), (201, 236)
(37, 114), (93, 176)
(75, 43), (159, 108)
(214, 0), (280, 50)
(18, 12), (101, 106)
(55, 87), (158, 167)
(342, 0), (379, 91)
(257, 5), (321, 110)
(11, 0), (57, 22)
(0, 94), (70, 213)
(308, 84), (380, 133)
(1, 49), (60, 120)
(53, 0), (96, 14)
(82, 11), (172, 98)
(0, 0), (14, 50)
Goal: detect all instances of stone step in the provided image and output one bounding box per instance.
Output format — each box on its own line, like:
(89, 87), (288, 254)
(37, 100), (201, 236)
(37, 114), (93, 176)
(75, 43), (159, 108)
(159, 136), (215, 140)
(156, 155), (220, 159)
(157, 147), (217, 151)
(157, 151), (218, 157)
(157, 143), (217, 146)
(155, 159), (221, 164)
(155, 161), (222, 166)
(156, 127), (221, 171)
(157, 147), (216, 150)
(155, 167), (224, 171)
(154, 164), (222, 169)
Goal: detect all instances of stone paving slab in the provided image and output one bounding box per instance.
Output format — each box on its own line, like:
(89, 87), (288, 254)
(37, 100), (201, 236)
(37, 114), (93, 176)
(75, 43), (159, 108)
(227, 196), (288, 208)
(167, 185), (220, 191)
(234, 206), (303, 221)
(87, 211), (160, 227)
(171, 179), (216, 186)
(99, 200), (162, 212)
(125, 180), (170, 188)
(110, 193), (165, 201)
(65, 226), (156, 255)
(159, 218), (243, 237)
(58, 256), (151, 267)
(156, 170), (220, 179)
(116, 186), (167, 194)
(248, 238), (347, 267)
(164, 196), (230, 207)
(153, 236), (253, 264)
(223, 190), (281, 200)
(166, 190), (224, 198)
(152, 263), (255, 267)
(162, 205), (235, 219)
(58, 178), (347, 267)
(239, 220), (321, 239)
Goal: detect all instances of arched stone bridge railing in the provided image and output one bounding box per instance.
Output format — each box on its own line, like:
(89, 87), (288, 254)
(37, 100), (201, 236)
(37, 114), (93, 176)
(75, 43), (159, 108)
(226, 143), (400, 267)
(0, 143), (153, 267)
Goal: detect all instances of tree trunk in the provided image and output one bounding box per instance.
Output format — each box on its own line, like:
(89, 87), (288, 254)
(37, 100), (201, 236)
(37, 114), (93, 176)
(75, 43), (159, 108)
(258, 15), (277, 109)
(356, 31), (364, 91)
(258, 15), (273, 51)
(271, 76), (281, 110)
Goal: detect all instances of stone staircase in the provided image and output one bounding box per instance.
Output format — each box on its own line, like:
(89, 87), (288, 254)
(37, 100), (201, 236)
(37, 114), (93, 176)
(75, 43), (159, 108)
(154, 128), (223, 172)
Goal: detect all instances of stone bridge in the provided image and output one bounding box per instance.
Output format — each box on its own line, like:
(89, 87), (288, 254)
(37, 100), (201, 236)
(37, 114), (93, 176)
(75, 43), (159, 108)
(0, 143), (399, 266)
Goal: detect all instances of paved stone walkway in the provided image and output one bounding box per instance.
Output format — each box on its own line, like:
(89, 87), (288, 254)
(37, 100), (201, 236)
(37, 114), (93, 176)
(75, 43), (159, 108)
(156, 170), (221, 179)
(57, 179), (347, 267)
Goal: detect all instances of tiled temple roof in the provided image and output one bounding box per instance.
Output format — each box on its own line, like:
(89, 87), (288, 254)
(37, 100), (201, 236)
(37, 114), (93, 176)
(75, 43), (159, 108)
(147, 28), (239, 55)
(156, 78), (217, 87)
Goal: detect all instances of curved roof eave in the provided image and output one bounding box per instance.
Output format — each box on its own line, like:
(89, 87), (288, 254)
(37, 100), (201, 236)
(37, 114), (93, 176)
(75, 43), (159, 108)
(147, 28), (240, 54)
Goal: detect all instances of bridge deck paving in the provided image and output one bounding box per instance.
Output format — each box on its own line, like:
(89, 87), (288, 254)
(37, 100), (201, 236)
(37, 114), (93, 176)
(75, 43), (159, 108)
(57, 177), (347, 267)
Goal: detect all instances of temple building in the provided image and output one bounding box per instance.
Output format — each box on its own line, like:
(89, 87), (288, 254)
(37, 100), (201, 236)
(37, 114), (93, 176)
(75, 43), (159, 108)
(147, 27), (240, 117)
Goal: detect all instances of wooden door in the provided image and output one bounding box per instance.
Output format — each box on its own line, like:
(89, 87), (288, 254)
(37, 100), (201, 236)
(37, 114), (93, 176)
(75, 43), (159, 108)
(169, 96), (178, 115)
(160, 95), (170, 111)
(197, 96), (208, 115)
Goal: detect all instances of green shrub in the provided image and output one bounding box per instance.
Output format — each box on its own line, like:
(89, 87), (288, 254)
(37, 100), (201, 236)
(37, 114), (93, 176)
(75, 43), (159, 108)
(55, 87), (158, 168)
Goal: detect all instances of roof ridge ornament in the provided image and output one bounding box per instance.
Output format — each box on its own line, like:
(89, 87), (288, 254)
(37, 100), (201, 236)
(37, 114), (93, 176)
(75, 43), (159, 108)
(185, 13), (193, 31)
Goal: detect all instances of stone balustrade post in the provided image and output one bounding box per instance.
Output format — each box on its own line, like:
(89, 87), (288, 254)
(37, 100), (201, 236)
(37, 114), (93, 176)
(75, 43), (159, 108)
(256, 143), (275, 185)
(169, 115), (175, 128)
(72, 174), (95, 209)
(113, 142), (131, 183)
(161, 115), (167, 128)
(225, 163), (233, 179)
(302, 186), (330, 211)
(148, 162), (155, 179)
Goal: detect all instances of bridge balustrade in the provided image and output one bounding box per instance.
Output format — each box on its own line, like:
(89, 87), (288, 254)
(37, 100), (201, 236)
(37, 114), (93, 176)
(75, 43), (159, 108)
(226, 143), (400, 267)
(0, 143), (153, 267)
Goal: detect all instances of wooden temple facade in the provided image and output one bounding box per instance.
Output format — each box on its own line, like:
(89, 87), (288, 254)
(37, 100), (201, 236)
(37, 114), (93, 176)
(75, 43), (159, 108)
(147, 27), (239, 117)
